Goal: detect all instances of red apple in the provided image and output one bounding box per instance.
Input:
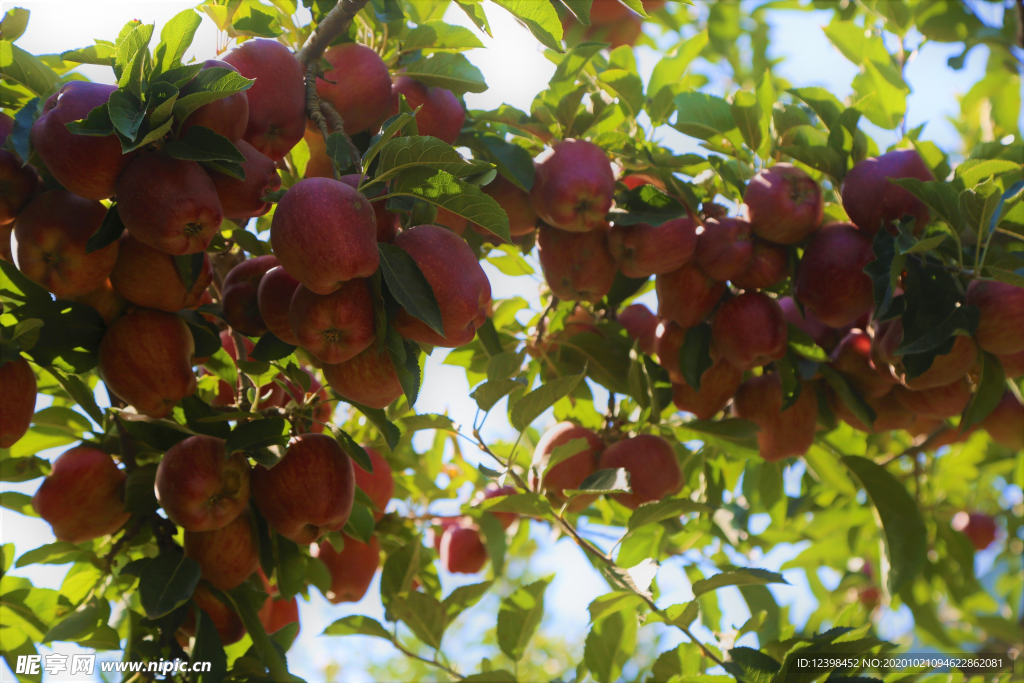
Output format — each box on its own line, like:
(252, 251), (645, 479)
(208, 140), (281, 220)
(440, 524), (488, 574)
(257, 266), (301, 345)
(874, 320), (978, 390)
(694, 217), (754, 282)
(339, 174), (399, 242)
(732, 374), (818, 462)
(842, 149), (933, 235)
(656, 263), (726, 328)
(730, 238), (789, 291)
(314, 535), (381, 603)
(951, 511), (997, 551)
(998, 349), (1024, 379)
(829, 331), (897, 399)
(0, 113), (39, 224)
(779, 296), (839, 352)
(589, 0), (631, 24)
(537, 224), (617, 304)
(222, 255), (279, 336)
(711, 292), (788, 370)
(671, 357), (743, 420)
(430, 516), (462, 552)
(155, 435), (251, 532)
(353, 446), (393, 521)
(391, 76), (465, 144)
(184, 508), (260, 591)
(70, 278), (127, 325)
(966, 280), (1024, 356)
(31, 446), (130, 543)
(982, 391), (1024, 451)
(179, 60), (250, 141)
(529, 140), (615, 233)
(0, 358), (35, 449)
(585, 14), (643, 48)
(743, 163), (823, 244)
(288, 278), (375, 364)
(181, 583), (245, 645)
(892, 380), (971, 419)
(317, 44), (393, 136)
(653, 319), (687, 382)
(323, 345), (403, 409)
(470, 175), (537, 237)
(529, 422), (603, 511)
(257, 570), (300, 635)
(795, 222), (875, 328)
(617, 303), (658, 355)
(608, 217), (698, 278)
(110, 234), (212, 312)
(598, 434), (682, 509)
(830, 388), (916, 433)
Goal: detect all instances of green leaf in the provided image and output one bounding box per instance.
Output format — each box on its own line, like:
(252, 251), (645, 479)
(648, 30), (709, 105)
(0, 491), (38, 517)
(0, 41), (58, 97)
(841, 455), (927, 595)
(390, 167), (510, 242)
(165, 125), (246, 165)
(680, 324), (713, 390)
(1, 8), (30, 42)
(390, 591), (446, 649)
(323, 614), (393, 639)
(673, 91), (735, 140)
(987, 266), (1024, 289)
(329, 424), (374, 474)
(138, 550), (201, 619)
(819, 366), (876, 430)
(406, 21), (485, 52)
(379, 540), (421, 607)
(232, 7), (282, 37)
(953, 159), (1020, 189)
(479, 492), (552, 518)
(565, 468), (631, 496)
(471, 378), (526, 412)
(42, 598), (107, 644)
(478, 510), (506, 576)
(250, 332), (297, 362)
(342, 504), (375, 544)
(584, 607), (637, 683)
(489, 0), (562, 52)
(788, 87), (844, 129)
(509, 370), (586, 431)
(627, 498), (709, 531)
(224, 418), (288, 455)
(378, 243), (444, 336)
(191, 607), (228, 683)
(375, 135), (491, 183)
(443, 581), (493, 623)
(959, 352), (1005, 430)
(475, 134), (535, 192)
(497, 578), (552, 661)
(46, 367), (104, 425)
(787, 324), (829, 362)
(85, 202), (125, 254)
(172, 67), (254, 122)
(15, 542), (90, 567)
(778, 145), (848, 179)
(404, 52), (487, 95)
(731, 90), (767, 154)
(724, 647), (781, 683)
(124, 464), (159, 514)
(61, 42), (116, 67)
(348, 402), (401, 450)
(153, 9), (202, 74)
(888, 178), (963, 231)
(852, 60), (908, 130)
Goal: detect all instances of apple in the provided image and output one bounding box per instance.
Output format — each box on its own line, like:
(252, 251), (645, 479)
(537, 224), (617, 304)
(998, 349), (1024, 379)
(222, 255), (279, 336)
(529, 422), (603, 511)
(982, 391), (1024, 451)
(288, 278), (375, 364)
(317, 43), (393, 135)
(711, 292), (788, 370)
(794, 222), (875, 328)
(257, 266), (301, 345)
(779, 296), (839, 352)
(116, 153), (223, 255)
(743, 163), (823, 244)
(473, 485), (517, 529)
(31, 446), (130, 543)
(181, 583), (245, 645)
(353, 446), (393, 521)
(830, 387), (916, 433)
(694, 217), (754, 282)
(653, 319), (687, 382)
(155, 435), (251, 532)
(951, 511), (997, 551)
(312, 535), (381, 603)
(732, 374), (818, 462)
(874, 320), (977, 390)
(178, 60), (249, 141)
(670, 358), (743, 420)
(184, 509), (260, 591)
(598, 434), (681, 509)
(0, 359), (35, 449)
(257, 571), (300, 635)
(340, 174), (399, 242)
(30, 82), (133, 200)
(617, 303), (658, 355)
(589, 0), (631, 23)
(829, 331), (896, 399)
(391, 76), (465, 144)
(110, 234), (212, 312)
(608, 217), (698, 278)
(270, 178), (379, 295)
(440, 523), (488, 574)
(841, 149), (934, 235)
(730, 238), (789, 291)
(391, 225), (492, 347)
(656, 263), (726, 328)
(0, 113), (39, 224)
(70, 278), (127, 325)
(469, 175), (537, 238)
(585, 13), (643, 48)
(252, 433), (355, 544)
(13, 191), (117, 298)
(966, 280), (1024, 356)
(222, 39), (306, 160)
(207, 140), (281, 220)
(433, 207), (469, 235)
(430, 516), (463, 552)
(323, 345), (403, 409)
(98, 309), (197, 418)
(529, 140), (615, 233)
(858, 585), (881, 610)
(892, 380), (971, 419)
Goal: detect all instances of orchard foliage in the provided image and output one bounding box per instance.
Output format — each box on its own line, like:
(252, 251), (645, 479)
(0, 0), (1022, 682)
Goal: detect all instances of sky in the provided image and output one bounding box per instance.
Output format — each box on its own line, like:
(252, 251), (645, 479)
(0, 1), (1014, 681)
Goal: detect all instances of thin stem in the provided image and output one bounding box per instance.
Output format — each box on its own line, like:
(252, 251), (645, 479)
(390, 638), (464, 680)
(296, 0), (371, 64)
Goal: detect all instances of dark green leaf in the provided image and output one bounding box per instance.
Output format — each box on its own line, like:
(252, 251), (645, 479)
(691, 568), (788, 597)
(139, 550), (201, 619)
(959, 352), (1005, 430)
(85, 203), (125, 254)
(165, 125), (246, 164)
(390, 167), (510, 241)
(250, 333), (297, 362)
(123, 463), (159, 514)
(224, 418), (288, 455)
(681, 324), (713, 390)
(378, 242), (444, 336)
(627, 498), (710, 531)
(496, 578), (552, 661)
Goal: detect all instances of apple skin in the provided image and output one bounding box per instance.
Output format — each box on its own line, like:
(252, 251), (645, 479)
(323, 345), (403, 409)
(874, 320), (978, 390)
(13, 191), (117, 298)
(339, 174), (399, 242)
(392, 225), (492, 347)
(116, 153), (224, 255)
(222, 39), (306, 160)
(537, 224), (617, 304)
(892, 380), (971, 419)
(966, 280), (1024, 356)
(179, 60), (249, 141)
(694, 217), (754, 282)
(656, 263), (726, 329)
(257, 266), (301, 345)
(829, 331), (896, 399)
(998, 349), (1024, 379)
(711, 292), (788, 371)
(589, 0), (632, 24)
(99, 309), (197, 418)
(31, 446), (130, 544)
(353, 446), (393, 521)
(732, 375), (818, 463)
(779, 296), (839, 352)
(670, 358), (743, 421)
(653, 319), (688, 383)
(608, 217), (698, 278)
(184, 509), (260, 591)
(0, 113), (39, 224)
(155, 435), (251, 532)
(433, 207), (469, 235)
(585, 13), (643, 48)
(391, 76), (466, 145)
(317, 44), (393, 136)
(430, 516), (463, 552)
(314, 535), (381, 603)
(30, 82), (133, 200)
(0, 359), (36, 449)
(617, 303), (658, 356)
(289, 279), (376, 364)
(730, 238), (789, 291)
(743, 163), (823, 244)
(598, 434), (682, 509)
(222, 255), (279, 336)
(529, 422), (603, 512)
(842, 150), (933, 235)
(830, 387), (916, 433)
(470, 175), (537, 238)
(982, 391), (1024, 451)
(208, 140), (281, 220)
(952, 511), (997, 551)
(529, 140), (615, 233)
(70, 278), (127, 325)
(473, 485), (518, 529)
(270, 178), (379, 295)
(181, 583), (246, 645)
(110, 234), (212, 312)
(252, 433), (355, 544)
(795, 222), (875, 328)
(440, 524), (488, 574)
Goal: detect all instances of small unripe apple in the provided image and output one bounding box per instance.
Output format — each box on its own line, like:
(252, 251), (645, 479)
(656, 263), (725, 329)
(711, 292), (788, 370)
(537, 224), (617, 304)
(530, 422), (603, 511)
(694, 217), (754, 282)
(32, 446), (130, 544)
(617, 303), (658, 356)
(155, 435), (251, 532)
(795, 222), (875, 328)
(743, 163), (823, 244)
(966, 280), (1024, 356)
(257, 266), (301, 345)
(732, 374), (818, 462)
(598, 434), (681, 509)
(289, 279), (376, 364)
(608, 217), (698, 278)
(842, 150), (933, 235)
(322, 345), (403, 410)
(353, 447), (393, 521)
(951, 511), (997, 551)
(530, 140), (615, 233)
(110, 234), (213, 312)
(440, 524), (488, 574)
(318, 44), (393, 135)
(0, 358), (35, 449)
(222, 255), (279, 336)
(314, 535), (381, 603)
(184, 508), (260, 591)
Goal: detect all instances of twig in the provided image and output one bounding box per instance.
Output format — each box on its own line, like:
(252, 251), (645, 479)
(534, 296), (558, 345)
(390, 638), (465, 680)
(296, 0), (371, 64)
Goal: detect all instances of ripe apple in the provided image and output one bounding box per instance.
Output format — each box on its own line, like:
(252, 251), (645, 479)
(179, 60), (249, 141)
(440, 523), (488, 574)
(617, 303), (658, 355)
(529, 422), (603, 511)
(473, 485), (518, 529)
(31, 446), (130, 543)
(966, 280), (1024, 356)
(207, 140), (281, 220)
(353, 446), (393, 521)
(222, 39), (306, 160)
(982, 391), (1024, 451)
(858, 585), (881, 610)
(779, 296), (839, 352)
(430, 516), (462, 552)
(322, 345), (403, 409)
(585, 13), (643, 48)
(110, 234), (212, 312)
(730, 239), (789, 291)
(998, 349), (1024, 379)
(30, 82), (133, 200)
(391, 225), (492, 347)
(313, 535), (381, 603)
(589, 0), (631, 24)
(99, 309), (197, 418)
(116, 153), (223, 255)
(670, 358), (743, 420)
(529, 140), (615, 233)
(951, 511), (997, 551)
(317, 44), (393, 135)
(0, 358), (36, 449)
(892, 380), (971, 419)
(70, 278), (127, 325)
(433, 207), (469, 235)
(339, 174), (399, 242)
(391, 76), (466, 144)
(184, 509), (260, 591)
(13, 191), (117, 298)
(694, 217), (754, 282)
(795, 222), (875, 328)
(257, 266), (301, 345)
(653, 319), (687, 382)
(656, 263), (726, 328)
(288, 279), (375, 364)
(222, 255), (279, 336)
(270, 178), (379, 295)
(842, 149), (933, 235)
(830, 387), (915, 433)
(598, 434), (682, 509)
(155, 435), (251, 532)
(743, 163), (823, 244)
(537, 224), (617, 304)
(181, 583), (245, 645)
(874, 320), (977, 390)
(608, 217), (698, 278)
(257, 571), (300, 635)
(0, 113), (39, 224)
(732, 374), (818, 462)
(470, 175), (537, 238)
(711, 292), (788, 370)
(252, 433), (355, 544)
(829, 331), (896, 399)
